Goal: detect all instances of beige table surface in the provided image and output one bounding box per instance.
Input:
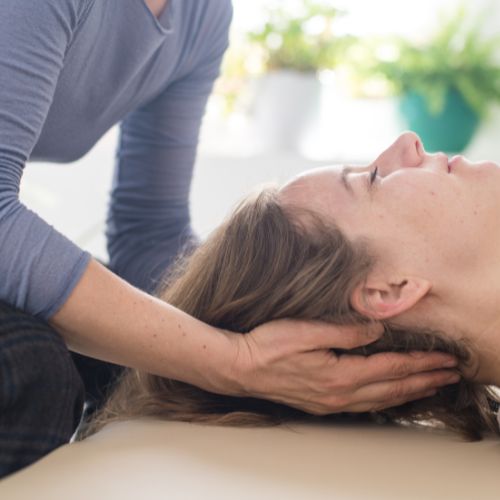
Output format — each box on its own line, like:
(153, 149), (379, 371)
(1, 419), (499, 500)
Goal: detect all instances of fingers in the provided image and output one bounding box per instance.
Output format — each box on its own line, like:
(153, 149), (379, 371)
(345, 370), (460, 412)
(347, 388), (439, 413)
(243, 319), (461, 417)
(341, 351), (458, 387)
(283, 320), (384, 350)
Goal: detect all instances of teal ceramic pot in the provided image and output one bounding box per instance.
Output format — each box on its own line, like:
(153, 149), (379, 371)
(399, 89), (480, 153)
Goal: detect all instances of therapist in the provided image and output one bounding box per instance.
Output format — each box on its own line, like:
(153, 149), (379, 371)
(0, 0), (458, 476)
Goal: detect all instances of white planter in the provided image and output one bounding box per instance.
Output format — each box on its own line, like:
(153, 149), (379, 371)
(251, 69), (321, 152)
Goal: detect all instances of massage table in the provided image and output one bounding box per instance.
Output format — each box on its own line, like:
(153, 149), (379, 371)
(1, 419), (498, 499)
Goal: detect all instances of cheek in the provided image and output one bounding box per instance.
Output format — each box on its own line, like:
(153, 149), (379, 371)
(367, 182), (461, 254)
(384, 179), (453, 223)
(370, 183), (443, 230)
(381, 182), (484, 262)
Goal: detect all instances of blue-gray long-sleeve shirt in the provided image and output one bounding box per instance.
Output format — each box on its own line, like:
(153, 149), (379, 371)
(0, 0), (232, 318)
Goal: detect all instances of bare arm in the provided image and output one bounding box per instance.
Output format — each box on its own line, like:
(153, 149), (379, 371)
(51, 259), (237, 394)
(51, 259), (458, 413)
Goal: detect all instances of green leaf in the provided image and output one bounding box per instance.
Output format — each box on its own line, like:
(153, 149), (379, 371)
(354, 3), (500, 112)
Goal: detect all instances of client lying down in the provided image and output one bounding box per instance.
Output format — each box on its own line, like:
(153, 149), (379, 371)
(81, 132), (500, 441)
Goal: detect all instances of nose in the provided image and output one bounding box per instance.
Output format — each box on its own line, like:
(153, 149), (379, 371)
(376, 132), (452, 176)
(397, 133), (449, 173)
(394, 131), (425, 168)
(375, 132), (426, 172)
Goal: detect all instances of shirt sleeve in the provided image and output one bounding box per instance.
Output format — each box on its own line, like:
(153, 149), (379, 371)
(106, 1), (233, 294)
(0, 0), (92, 319)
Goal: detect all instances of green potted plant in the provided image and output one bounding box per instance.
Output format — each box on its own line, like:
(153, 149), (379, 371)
(360, 6), (500, 152)
(245, 1), (351, 150)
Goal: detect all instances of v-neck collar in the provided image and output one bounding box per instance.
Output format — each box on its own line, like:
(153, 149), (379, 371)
(138, 0), (175, 35)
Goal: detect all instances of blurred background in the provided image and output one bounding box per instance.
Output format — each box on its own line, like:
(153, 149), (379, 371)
(21, 0), (500, 261)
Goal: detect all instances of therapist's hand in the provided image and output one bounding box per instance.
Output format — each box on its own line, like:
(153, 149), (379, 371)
(230, 319), (459, 415)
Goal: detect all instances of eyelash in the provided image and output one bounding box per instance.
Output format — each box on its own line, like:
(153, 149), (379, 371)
(369, 166), (378, 186)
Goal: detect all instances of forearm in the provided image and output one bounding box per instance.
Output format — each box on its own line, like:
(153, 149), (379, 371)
(50, 258), (238, 395)
(49, 261), (459, 418)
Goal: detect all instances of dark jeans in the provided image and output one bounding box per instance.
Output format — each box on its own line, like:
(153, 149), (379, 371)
(70, 352), (124, 416)
(0, 301), (84, 478)
(0, 300), (124, 479)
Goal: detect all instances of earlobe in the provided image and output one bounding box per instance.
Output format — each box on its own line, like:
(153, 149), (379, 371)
(350, 276), (431, 320)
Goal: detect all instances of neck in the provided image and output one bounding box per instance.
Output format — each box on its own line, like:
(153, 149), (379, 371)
(402, 266), (500, 387)
(437, 275), (500, 386)
(469, 325), (500, 386)
(144, 0), (168, 18)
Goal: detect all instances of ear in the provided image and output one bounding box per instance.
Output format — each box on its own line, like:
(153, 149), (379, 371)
(350, 274), (431, 320)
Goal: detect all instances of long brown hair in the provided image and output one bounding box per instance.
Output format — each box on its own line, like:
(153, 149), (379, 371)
(80, 187), (500, 440)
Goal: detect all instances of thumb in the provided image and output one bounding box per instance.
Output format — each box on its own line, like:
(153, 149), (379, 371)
(306, 321), (384, 350)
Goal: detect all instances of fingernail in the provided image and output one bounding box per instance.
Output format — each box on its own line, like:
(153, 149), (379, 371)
(443, 358), (458, 368)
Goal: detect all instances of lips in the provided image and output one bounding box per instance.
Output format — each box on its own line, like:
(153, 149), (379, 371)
(448, 155), (464, 173)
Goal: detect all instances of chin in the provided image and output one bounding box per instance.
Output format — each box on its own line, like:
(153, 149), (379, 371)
(474, 160), (500, 169)
(449, 155), (500, 172)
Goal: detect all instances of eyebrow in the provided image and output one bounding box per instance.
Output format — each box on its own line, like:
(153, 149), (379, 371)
(340, 166), (355, 196)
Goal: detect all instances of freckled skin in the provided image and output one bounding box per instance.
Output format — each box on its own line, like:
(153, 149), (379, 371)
(280, 132), (500, 288)
(279, 132), (500, 384)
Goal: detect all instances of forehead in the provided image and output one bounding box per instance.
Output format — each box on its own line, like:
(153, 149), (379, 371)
(279, 165), (351, 214)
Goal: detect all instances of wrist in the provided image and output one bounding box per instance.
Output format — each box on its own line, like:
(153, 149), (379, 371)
(203, 328), (249, 397)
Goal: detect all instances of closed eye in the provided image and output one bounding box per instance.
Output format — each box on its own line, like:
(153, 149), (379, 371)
(368, 165), (378, 189)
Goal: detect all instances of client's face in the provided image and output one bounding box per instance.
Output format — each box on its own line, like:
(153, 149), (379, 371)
(281, 132), (500, 384)
(280, 131), (500, 290)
